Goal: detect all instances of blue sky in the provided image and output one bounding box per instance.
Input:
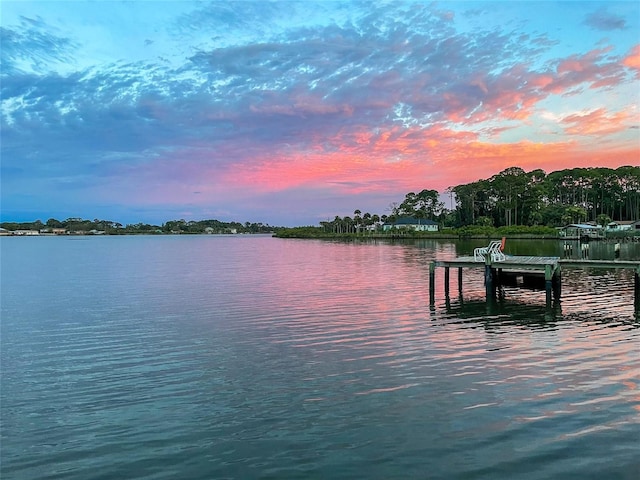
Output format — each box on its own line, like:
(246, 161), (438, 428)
(2, 1), (639, 226)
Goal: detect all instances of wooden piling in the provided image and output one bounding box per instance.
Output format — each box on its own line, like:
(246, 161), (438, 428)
(429, 262), (435, 305)
(444, 267), (450, 297)
(552, 266), (562, 300)
(633, 267), (640, 311)
(484, 264), (495, 302)
(545, 264), (553, 306)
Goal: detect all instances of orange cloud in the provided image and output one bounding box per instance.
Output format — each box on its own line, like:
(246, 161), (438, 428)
(561, 108), (636, 136)
(622, 44), (640, 73)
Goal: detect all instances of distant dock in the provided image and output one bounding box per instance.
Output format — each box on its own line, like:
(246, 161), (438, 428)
(430, 255), (640, 309)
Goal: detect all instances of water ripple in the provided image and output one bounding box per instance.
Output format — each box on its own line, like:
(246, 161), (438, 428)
(1, 236), (638, 480)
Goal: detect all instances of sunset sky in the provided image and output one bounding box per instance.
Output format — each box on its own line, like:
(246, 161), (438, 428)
(2, 1), (639, 226)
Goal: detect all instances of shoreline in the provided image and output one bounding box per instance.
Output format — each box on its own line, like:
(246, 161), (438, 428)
(272, 232), (639, 242)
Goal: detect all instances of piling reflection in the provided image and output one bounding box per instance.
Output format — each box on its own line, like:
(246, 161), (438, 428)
(439, 286), (640, 331)
(441, 294), (563, 332)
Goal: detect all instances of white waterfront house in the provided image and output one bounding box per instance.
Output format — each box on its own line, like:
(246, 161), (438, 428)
(382, 217), (439, 232)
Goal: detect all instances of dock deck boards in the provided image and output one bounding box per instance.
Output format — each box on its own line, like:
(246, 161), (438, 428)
(436, 256), (640, 271)
(436, 255), (559, 270)
(558, 259), (640, 269)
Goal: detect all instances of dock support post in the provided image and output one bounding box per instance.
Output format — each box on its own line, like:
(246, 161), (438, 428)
(458, 267), (463, 293)
(484, 263), (495, 303)
(444, 267), (450, 297)
(552, 266), (562, 300)
(635, 267), (639, 311)
(429, 262), (435, 305)
(545, 264), (553, 306)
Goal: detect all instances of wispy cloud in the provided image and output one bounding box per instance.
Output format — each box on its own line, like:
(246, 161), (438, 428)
(0, 16), (78, 75)
(584, 7), (627, 31)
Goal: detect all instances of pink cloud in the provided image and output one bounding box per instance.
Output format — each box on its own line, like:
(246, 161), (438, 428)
(545, 47), (624, 94)
(439, 53), (627, 126)
(529, 74), (554, 89)
(216, 123), (639, 198)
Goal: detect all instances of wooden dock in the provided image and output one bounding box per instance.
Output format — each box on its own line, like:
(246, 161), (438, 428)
(430, 255), (640, 308)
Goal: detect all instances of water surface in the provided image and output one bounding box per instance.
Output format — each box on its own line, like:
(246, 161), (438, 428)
(1, 236), (639, 479)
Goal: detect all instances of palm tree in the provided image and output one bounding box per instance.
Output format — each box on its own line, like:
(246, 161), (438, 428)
(362, 212), (371, 234)
(343, 216), (353, 234)
(353, 210), (362, 234)
(333, 216), (342, 233)
(371, 214), (380, 233)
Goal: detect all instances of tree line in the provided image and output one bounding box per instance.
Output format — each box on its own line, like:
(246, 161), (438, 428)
(0, 217), (277, 234)
(320, 165), (639, 233)
(451, 166), (639, 228)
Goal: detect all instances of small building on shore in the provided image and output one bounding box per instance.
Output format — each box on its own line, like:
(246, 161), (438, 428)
(559, 223), (604, 239)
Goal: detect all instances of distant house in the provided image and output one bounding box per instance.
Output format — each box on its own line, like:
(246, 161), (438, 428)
(40, 228), (67, 235)
(383, 217), (439, 232)
(606, 220), (637, 232)
(0, 228), (10, 236)
(559, 224), (604, 239)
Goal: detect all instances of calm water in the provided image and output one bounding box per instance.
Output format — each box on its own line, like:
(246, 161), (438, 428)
(1, 235), (639, 479)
